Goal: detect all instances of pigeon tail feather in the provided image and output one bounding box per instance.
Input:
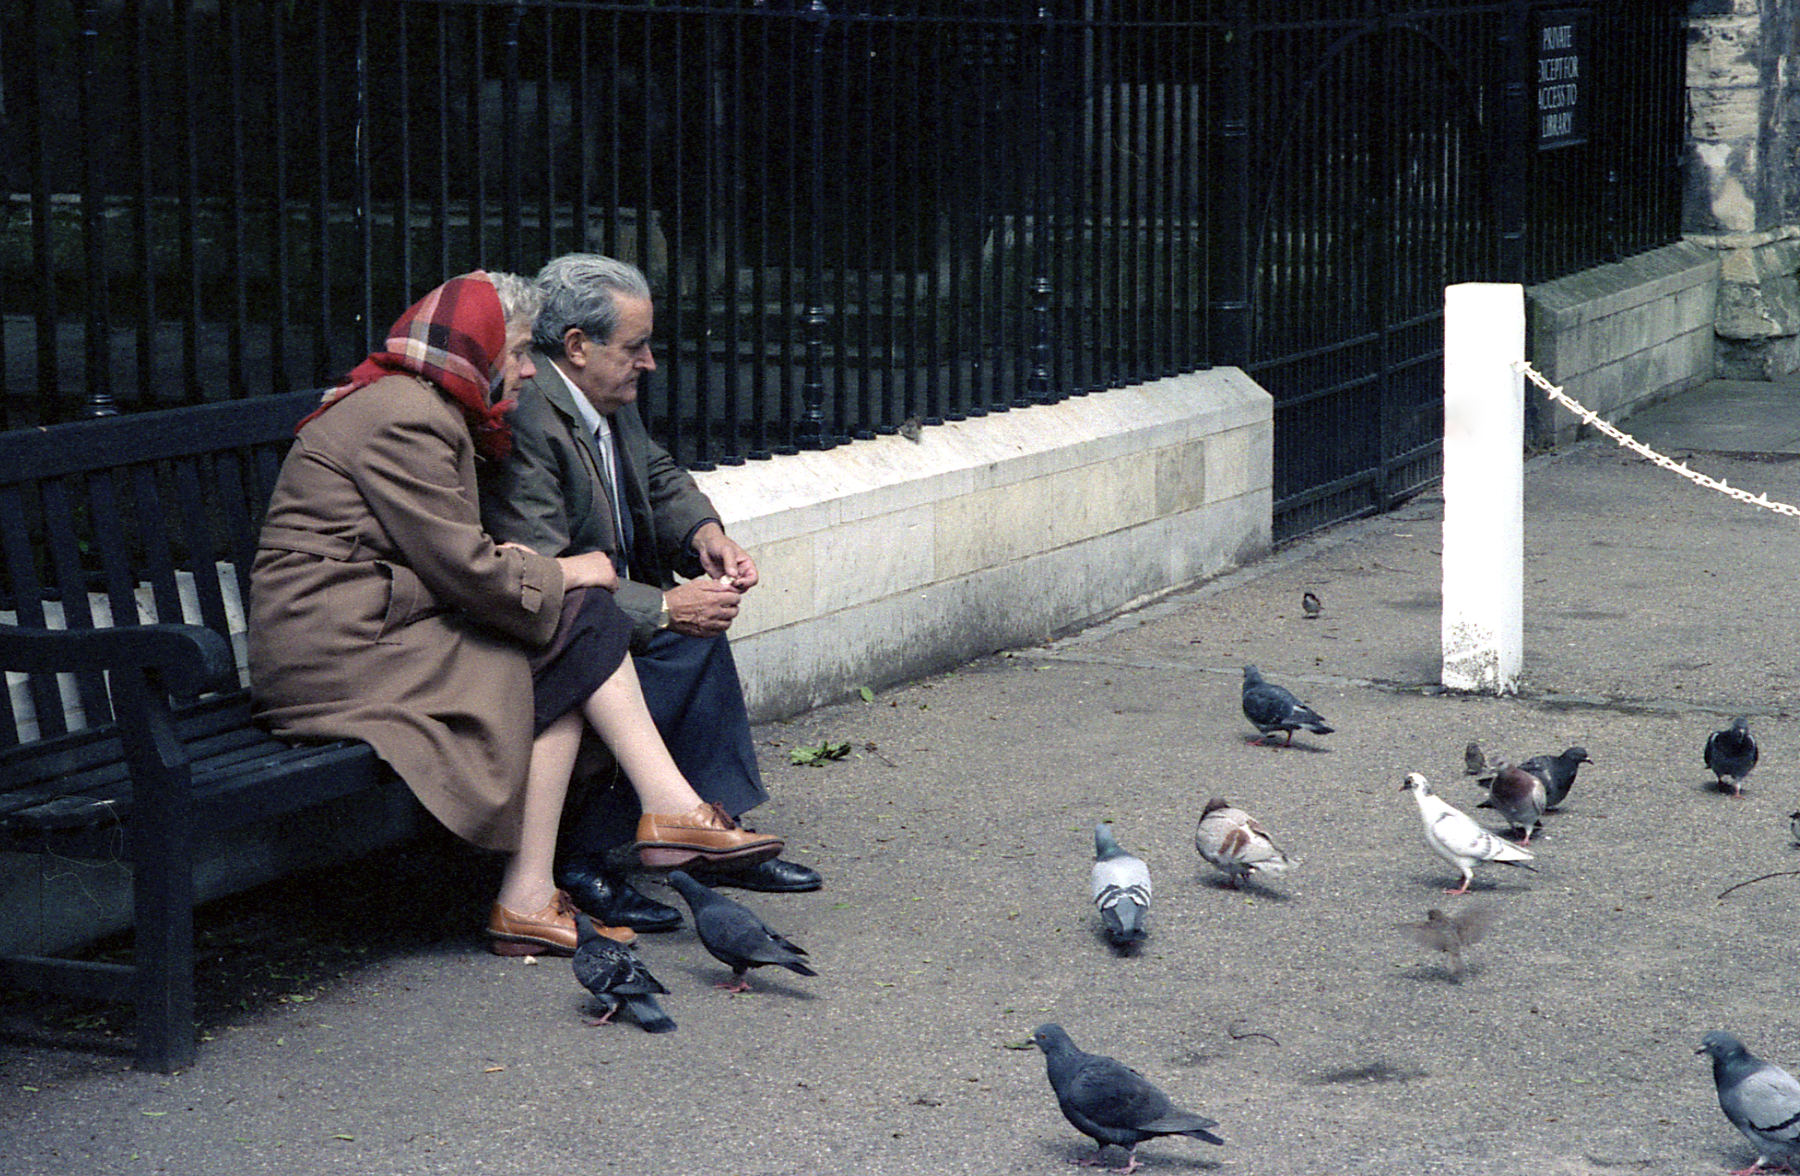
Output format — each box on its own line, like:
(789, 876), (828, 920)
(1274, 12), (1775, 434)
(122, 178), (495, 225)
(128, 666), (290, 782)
(623, 994), (677, 1034)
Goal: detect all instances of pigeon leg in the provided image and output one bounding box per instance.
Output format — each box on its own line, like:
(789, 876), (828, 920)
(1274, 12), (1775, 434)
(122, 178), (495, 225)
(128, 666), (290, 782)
(1444, 875), (1473, 896)
(585, 1008), (619, 1027)
(716, 975), (753, 994)
(1109, 1150), (1143, 1176)
(1283, 730), (1295, 747)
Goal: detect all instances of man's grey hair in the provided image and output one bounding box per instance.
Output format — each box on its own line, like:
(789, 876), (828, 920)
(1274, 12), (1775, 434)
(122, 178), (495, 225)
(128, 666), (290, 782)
(532, 253), (652, 353)
(487, 270), (544, 333)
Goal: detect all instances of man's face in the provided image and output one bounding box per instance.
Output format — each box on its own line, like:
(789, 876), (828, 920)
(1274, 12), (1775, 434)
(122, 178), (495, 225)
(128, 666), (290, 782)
(492, 320), (537, 399)
(564, 295), (655, 415)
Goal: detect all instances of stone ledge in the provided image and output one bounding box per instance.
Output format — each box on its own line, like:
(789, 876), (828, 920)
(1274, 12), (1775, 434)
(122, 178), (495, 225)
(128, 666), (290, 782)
(695, 370), (1275, 720)
(1529, 241), (1720, 329)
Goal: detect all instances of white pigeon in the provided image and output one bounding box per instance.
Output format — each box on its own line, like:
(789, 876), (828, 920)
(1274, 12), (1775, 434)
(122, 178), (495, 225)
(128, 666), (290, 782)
(1091, 822), (1151, 950)
(1195, 798), (1294, 888)
(1400, 772), (1533, 895)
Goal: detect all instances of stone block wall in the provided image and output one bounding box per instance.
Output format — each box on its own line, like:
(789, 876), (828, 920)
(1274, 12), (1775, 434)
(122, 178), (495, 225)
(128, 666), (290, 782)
(695, 369), (1274, 721)
(1527, 241), (1720, 444)
(1685, 0), (1800, 375)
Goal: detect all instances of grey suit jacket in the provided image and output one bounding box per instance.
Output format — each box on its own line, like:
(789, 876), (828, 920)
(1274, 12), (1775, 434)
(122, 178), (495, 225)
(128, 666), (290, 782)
(481, 356), (719, 643)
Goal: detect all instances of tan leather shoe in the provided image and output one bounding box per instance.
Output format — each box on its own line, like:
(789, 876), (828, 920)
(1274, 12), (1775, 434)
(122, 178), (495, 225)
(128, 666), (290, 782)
(488, 889), (635, 956)
(635, 802), (783, 869)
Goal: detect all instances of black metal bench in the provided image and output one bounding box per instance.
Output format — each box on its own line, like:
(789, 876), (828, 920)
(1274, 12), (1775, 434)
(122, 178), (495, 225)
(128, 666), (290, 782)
(0, 390), (409, 1072)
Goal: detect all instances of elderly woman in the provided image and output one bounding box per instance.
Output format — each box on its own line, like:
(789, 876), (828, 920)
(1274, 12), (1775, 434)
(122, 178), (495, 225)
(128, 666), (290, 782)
(248, 271), (778, 956)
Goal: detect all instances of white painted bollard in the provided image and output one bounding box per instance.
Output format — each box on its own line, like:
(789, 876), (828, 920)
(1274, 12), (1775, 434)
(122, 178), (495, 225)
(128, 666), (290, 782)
(1440, 283), (1524, 694)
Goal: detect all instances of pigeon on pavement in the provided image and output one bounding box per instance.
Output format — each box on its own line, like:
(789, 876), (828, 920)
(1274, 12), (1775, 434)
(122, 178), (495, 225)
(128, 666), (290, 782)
(1464, 741), (1491, 776)
(1029, 1023), (1225, 1175)
(572, 913), (675, 1033)
(1398, 906), (1495, 981)
(1195, 798), (1295, 889)
(1482, 760), (1548, 845)
(1241, 665), (1334, 747)
(1698, 1030), (1800, 1174)
(1401, 772), (1534, 895)
(1519, 746), (1592, 810)
(1091, 823), (1151, 951)
(665, 869), (816, 993)
(1790, 811), (1800, 847)
(1706, 718), (1760, 797)
(1301, 591), (1322, 619)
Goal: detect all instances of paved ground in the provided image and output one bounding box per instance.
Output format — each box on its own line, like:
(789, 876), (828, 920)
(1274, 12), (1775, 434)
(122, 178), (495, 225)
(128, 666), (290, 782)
(5, 375), (1800, 1175)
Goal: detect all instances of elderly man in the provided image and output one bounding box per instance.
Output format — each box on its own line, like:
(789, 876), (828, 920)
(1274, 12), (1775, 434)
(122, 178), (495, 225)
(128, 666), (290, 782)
(481, 254), (820, 933)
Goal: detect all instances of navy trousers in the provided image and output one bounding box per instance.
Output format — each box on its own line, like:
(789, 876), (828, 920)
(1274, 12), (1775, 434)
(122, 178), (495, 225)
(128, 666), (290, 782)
(560, 629), (768, 864)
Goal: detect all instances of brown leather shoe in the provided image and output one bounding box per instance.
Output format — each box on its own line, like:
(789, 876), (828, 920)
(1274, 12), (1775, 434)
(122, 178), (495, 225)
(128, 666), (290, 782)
(634, 802), (784, 869)
(487, 889), (636, 956)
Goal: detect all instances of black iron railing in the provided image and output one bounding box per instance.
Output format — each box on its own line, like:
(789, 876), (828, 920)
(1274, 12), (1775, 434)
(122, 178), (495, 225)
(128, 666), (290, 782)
(4, 1), (1684, 531)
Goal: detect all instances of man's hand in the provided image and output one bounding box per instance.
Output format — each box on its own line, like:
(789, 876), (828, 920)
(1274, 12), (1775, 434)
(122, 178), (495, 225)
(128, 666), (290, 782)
(691, 521), (759, 592)
(664, 577), (741, 637)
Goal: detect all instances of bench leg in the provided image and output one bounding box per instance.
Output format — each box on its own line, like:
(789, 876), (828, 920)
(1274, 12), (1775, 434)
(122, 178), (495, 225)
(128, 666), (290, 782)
(117, 675), (199, 1073)
(132, 820), (196, 1072)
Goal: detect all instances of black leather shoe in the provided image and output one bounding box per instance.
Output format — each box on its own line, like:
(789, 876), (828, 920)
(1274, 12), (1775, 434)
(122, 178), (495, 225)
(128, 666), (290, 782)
(556, 864), (684, 933)
(687, 857), (823, 893)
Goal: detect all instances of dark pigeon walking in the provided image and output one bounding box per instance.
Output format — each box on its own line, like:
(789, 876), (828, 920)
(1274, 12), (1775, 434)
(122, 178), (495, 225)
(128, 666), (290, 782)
(665, 869), (815, 993)
(572, 913), (675, 1033)
(1241, 665), (1333, 747)
(1706, 718), (1760, 797)
(1091, 822), (1151, 951)
(1519, 746), (1592, 810)
(1464, 741), (1491, 776)
(1399, 906), (1494, 981)
(1698, 1030), (1800, 1174)
(1029, 1023), (1224, 1175)
(1301, 590), (1322, 619)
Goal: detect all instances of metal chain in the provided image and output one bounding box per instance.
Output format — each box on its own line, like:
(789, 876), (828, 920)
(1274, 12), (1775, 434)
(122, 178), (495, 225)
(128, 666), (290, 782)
(1513, 359), (1800, 519)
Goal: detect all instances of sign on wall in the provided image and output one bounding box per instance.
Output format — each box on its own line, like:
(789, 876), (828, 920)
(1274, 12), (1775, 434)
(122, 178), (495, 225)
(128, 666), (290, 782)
(1534, 7), (1589, 151)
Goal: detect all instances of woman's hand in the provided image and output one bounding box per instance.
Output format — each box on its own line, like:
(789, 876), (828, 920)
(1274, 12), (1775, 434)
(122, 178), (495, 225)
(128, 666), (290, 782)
(554, 550), (618, 591)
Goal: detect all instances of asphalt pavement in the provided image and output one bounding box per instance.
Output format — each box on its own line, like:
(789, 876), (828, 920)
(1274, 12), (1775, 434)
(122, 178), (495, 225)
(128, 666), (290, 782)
(6, 374), (1800, 1176)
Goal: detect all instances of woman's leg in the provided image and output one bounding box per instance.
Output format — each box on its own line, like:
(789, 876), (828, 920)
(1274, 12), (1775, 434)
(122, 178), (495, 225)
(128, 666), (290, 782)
(577, 654), (781, 868)
(578, 655), (706, 814)
(496, 709), (581, 914)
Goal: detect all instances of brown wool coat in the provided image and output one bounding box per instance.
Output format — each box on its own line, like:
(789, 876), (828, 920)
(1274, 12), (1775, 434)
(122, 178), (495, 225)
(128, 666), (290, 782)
(248, 374), (565, 851)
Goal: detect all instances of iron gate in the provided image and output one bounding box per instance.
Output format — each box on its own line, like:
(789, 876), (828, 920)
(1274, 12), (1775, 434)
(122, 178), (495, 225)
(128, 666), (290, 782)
(1224, 2), (1684, 541)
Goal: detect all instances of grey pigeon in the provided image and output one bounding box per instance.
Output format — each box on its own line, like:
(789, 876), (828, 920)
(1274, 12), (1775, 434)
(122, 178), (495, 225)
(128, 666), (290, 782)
(1401, 772), (1534, 895)
(1481, 760), (1548, 845)
(665, 869), (816, 993)
(1398, 906), (1494, 981)
(1698, 1030), (1800, 1173)
(1706, 718), (1760, 797)
(1029, 1023), (1224, 1174)
(572, 913), (675, 1033)
(1091, 823), (1151, 950)
(1464, 741), (1491, 776)
(1241, 664), (1333, 747)
(1790, 810), (1800, 848)
(1195, 797), (1295, 888)
(1301, 590), (1322, 619)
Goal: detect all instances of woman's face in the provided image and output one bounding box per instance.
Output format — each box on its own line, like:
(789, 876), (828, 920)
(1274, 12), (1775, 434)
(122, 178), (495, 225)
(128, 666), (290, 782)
(491, 321), (537, 398)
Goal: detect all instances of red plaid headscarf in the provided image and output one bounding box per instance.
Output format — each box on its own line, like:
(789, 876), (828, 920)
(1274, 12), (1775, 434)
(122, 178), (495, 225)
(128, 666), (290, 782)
(296, 271), (516, 460)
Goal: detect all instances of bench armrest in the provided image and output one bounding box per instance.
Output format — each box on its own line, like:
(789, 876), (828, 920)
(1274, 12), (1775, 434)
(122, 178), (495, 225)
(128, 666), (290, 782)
(0, 622), (237, 697)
